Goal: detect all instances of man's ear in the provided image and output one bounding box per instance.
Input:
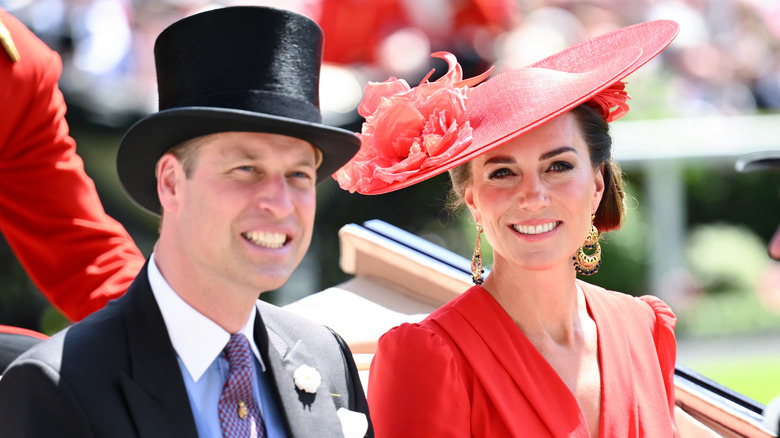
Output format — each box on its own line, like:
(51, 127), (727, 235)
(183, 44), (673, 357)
(157, 154), (182, 212)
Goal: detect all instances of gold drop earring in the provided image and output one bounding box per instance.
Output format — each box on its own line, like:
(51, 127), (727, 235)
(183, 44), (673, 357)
(471, 224), (484, 285)
(573, 214), (601, 276)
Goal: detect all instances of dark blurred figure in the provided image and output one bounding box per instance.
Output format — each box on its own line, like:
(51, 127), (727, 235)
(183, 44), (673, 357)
(736, 150), (780, 261)
(736, 149), (780, 435)
(0, 324), (47, 374)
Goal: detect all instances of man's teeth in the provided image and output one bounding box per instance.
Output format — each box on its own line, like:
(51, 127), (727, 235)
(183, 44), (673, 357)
(244, 231), (286, 249)
(512, 222), (559, 235)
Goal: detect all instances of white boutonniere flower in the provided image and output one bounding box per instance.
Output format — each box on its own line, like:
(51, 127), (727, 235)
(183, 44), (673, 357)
(293, 364), (321, 394)
(337, 408), (368, 438)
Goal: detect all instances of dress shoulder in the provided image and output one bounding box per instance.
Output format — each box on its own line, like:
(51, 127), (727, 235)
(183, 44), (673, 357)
(581, 282), (678, 375)
(372, 321), (461, 384)
(368, 321), (471, 436)
(637, 295), (678, 405)
(637, 294), (677, 334)
(580, 280), (677, 334)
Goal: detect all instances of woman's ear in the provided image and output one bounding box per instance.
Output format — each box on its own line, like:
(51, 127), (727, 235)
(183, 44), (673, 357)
(157, 153), (182, 212)
(464, 187), (481, 225)
(592, 164), (605, 213)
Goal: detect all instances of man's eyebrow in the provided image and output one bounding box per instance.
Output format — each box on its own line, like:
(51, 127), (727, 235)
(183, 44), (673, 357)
(221, 149), (318, 168)
(219, 148), (259, 161)
(294, 157), (318, 167)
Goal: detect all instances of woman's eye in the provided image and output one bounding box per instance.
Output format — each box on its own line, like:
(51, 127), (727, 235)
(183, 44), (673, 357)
(549, 161), (573, 172)
(488, 168), (514, 179)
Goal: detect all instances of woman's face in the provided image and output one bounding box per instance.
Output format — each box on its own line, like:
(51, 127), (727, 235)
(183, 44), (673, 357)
(464, 112), (604, 273)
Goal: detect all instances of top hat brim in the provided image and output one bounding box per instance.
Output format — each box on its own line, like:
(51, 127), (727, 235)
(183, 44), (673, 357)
(735, 151), (780, 172)
(117, 107), (360, 214)
(352, 20), (679, 195)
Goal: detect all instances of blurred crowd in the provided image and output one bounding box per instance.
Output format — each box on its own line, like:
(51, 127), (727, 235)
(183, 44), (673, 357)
(2, 0), (780, 127)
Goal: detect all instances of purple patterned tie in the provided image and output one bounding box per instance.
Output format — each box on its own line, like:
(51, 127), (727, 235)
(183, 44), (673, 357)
(219, 333), (266, 438)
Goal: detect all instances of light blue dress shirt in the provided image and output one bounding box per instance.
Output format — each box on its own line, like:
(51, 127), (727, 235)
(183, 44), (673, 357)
(148, 254), (287, 438)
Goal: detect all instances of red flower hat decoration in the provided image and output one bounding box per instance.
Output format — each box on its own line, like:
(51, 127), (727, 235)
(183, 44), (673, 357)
(334, 52), (493, 194)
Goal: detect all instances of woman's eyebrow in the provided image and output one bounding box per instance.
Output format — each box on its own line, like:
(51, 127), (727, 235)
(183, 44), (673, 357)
(483, 155), (515, 166)
(539, 146), (577, 161)
(483, 146), (578, 166)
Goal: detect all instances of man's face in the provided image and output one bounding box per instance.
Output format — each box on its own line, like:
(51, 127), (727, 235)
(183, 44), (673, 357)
(160, 131), (318, 296)
(770, 223), (780, 261)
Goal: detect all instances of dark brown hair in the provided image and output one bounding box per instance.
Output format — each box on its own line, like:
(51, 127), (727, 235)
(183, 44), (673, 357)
(448, 103), (625, 232)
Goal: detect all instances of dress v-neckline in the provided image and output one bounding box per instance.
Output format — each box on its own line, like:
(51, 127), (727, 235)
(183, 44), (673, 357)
(430, 282), (667, 437)
(474, 283), (607, 438)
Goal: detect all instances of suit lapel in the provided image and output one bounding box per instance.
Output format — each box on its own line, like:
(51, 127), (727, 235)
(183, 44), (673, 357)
(253, 312), (296, 436)
(119, 263), (198, 438)
(254, 306), (343, 438)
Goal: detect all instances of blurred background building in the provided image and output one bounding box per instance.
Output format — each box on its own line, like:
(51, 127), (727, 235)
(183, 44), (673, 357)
(2, 0), (780, 403)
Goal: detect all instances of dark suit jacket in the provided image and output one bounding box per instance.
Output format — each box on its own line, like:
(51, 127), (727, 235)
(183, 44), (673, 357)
(0, 261), (372, 437)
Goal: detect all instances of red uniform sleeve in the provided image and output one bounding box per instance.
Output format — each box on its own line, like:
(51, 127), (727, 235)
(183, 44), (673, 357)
(0, 9), (144, 321)
(367, 323), (471, 437)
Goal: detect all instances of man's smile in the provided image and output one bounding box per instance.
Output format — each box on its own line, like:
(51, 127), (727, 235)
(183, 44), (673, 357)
(242, 231), (288, 249)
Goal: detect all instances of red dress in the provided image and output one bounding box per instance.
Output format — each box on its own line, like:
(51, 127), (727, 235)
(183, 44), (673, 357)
(0, 9), (144, 321)
(367, 281), (679, 437)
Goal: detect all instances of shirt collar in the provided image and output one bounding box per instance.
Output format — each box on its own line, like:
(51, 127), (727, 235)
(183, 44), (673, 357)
(148, 253), (265, 382)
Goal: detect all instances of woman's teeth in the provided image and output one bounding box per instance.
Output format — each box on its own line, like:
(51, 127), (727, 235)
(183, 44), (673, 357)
(512, 222), (559, 235)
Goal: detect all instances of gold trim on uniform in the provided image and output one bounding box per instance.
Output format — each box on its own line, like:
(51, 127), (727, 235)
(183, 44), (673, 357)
(0, 17), (20, 63)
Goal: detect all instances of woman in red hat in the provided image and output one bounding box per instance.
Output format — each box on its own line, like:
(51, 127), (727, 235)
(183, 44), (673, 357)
(336, 20), (680, 437)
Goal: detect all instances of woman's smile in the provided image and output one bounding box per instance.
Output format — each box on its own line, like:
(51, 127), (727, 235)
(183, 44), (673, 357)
(511, 221), (562, 235)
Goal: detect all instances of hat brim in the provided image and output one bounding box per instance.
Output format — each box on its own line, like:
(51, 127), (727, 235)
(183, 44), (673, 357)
(358, 20), (679, 195)
(364, 48), (641, 194)
(117, 107), (360, 214)
(735, 151), (780, 172)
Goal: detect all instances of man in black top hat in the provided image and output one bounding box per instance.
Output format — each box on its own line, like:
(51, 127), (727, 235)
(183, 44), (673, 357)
(0, 6), (372, 437)
(736, 150), (780, 436)
(736, 151), (780, 261)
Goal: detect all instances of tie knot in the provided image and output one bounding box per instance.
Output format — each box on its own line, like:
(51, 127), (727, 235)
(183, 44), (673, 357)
(224, 333), (253, 370)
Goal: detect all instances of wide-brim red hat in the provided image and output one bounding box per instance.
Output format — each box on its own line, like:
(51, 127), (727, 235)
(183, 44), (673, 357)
(335, 20), (679, 195)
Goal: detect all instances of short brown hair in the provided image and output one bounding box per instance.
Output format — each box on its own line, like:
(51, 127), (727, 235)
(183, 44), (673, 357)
(165, 135), (210, 178)
(448, 104), (625, 232)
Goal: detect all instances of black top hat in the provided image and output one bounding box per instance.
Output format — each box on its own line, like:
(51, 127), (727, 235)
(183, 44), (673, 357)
(736, 150), (780, 173)
(117, 6), (360, 214)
